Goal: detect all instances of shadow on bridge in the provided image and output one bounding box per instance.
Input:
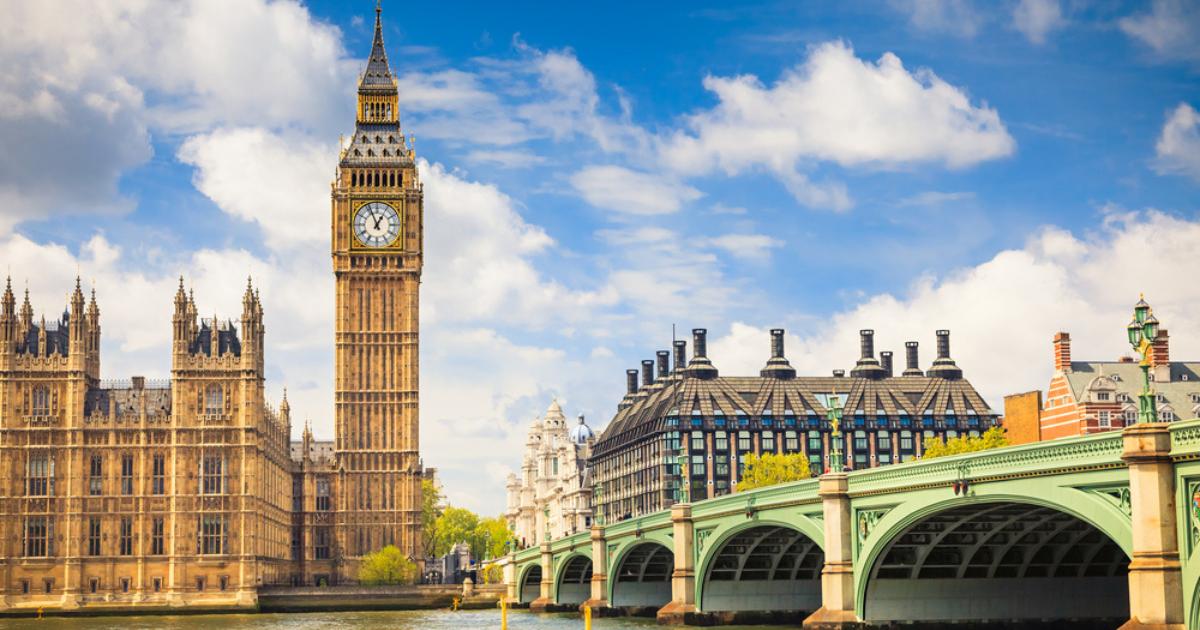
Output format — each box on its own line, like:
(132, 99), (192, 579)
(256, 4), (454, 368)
(698, 524), (823, 623)
(861, 501), (1129, 626)
(611, 542), (673, 614)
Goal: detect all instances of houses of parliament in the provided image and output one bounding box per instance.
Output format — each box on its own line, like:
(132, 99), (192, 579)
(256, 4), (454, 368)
(0, 5), (422, 612)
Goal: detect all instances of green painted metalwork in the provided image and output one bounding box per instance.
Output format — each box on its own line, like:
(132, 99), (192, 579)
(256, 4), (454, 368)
(507, 425), (1200, 619)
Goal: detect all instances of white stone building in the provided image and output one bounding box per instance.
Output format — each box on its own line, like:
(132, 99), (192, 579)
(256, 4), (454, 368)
(505, 401), (595, 548)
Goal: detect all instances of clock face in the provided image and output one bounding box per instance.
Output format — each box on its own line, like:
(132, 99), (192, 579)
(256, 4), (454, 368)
(353, 202), (401, 248)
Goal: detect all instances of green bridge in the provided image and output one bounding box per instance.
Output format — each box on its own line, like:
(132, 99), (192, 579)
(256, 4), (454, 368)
(501, 421), (1200, 628)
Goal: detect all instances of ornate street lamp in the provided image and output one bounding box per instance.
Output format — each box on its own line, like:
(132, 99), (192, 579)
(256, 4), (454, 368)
(827, 394), (845, 473)
(543, 506), (551, 543)
(1127, 294), (1160, 424)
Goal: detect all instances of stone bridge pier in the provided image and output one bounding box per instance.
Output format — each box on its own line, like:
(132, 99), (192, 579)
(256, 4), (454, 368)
(505, 422), (1194, 628)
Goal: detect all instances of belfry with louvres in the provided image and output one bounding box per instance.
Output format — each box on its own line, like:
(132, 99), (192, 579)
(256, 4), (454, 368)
(0, 4), (421, 612)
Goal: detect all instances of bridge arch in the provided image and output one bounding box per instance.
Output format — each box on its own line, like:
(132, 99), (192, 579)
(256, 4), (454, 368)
(553, 552), (592, 606)
(696, 519), (824, 614)
(857, 494), (1131, 624)
(518, 563), (542, 604)
(608, 540), (674, 610)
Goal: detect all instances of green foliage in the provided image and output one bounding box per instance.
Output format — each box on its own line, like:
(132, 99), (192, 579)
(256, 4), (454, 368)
(421, 478), (444, 559)
(434, 506), (480, 558)
(735, 452), (812, 492)
(358, 545), (418, 585)
(422, 480), (514, 563)
(921, 426), (1009, 459)
(479, 563), (503, 584)
(473, 515), (512, 561)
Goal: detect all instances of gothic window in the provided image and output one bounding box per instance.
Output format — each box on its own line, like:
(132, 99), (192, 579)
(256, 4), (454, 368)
(201, 455), (224, 494)
(89, 454), (103, 496)
(151, 518), (165, 555)
(316, 478), (331, 511)
(361, 135), (368, 143)
(119, 518), (133, 555)
(362, 104), (369, 119)
(120, 454), (134, 495)
(204, 384), (223, 416)
(367, 149), (375, 157)
(88, 518), (101, 555)
(151, 454), (165, 495)
(199, 515), (225, 555)
(375, 136), (382, 143)
(315, 527), (330, 559)
(23, 516), (50, 557)
(26, 452), (52, 496)
(31, 385), (49, 415)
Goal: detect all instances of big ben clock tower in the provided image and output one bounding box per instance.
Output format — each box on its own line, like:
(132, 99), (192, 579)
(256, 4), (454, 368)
(331, 3), (422, 573)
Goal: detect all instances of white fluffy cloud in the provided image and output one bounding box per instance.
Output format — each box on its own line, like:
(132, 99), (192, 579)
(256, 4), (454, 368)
(422, 160), (618, 326)
(1012, 0), (1065, 44)
(1120, 0), (1200, 63)
(706, 210), (1200, 408)
(178, 128), (336, 247)
(570, 166), (702, 215)
(659, 41), (1015, 209)
(1155, 103), (1200, 181)
(0, 0), (357, 230)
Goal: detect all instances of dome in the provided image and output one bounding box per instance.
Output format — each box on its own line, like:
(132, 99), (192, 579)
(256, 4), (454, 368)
(568, 414), (594, 445)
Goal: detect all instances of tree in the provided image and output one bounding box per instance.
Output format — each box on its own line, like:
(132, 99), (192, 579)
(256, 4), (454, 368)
(472, 515), (513, 561)
(358, 545), (418, 585)
(434, 506), (480, 558)
(921, 426), (1008, 459)
(735, 452), (812, 492)
(420, 478), (444, 559)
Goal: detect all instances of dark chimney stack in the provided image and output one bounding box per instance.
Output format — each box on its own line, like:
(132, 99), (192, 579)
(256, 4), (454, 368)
(686, 327), (719, 379)
(860, 329), (875, 359)
(880, 351), (893, 378)
(771, 328), (785, 358)
(641, 360), (655, 387)
(673, 340), (687, 373)
(903, 341), (923, 376)
(693, 328), (707, 358)
(761, 328), (797, 379)
(626, 369), (639, 394)
(656, 351), (670, 379)
(851, 329), (886, 379)
(926, 329), (963, 379)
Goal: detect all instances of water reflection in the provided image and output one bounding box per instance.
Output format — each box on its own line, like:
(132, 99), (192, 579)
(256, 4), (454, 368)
(0, 609), (783, 629)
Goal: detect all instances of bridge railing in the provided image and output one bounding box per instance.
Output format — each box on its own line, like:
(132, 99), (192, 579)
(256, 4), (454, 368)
(1169, 417), (1200, 458)
(846, 427), (1126, 494)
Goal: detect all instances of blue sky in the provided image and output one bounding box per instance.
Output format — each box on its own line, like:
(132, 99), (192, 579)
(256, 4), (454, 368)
(2, 0), (1199, 514)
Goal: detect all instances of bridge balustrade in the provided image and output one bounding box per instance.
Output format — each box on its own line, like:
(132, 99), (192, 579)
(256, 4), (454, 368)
(504, 420), (1196, 628)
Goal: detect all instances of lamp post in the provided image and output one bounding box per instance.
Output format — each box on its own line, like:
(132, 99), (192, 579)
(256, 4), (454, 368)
(1127, 294), (1161, 424)
(543, 506), (551, 543)
(827, 394), (845, 473)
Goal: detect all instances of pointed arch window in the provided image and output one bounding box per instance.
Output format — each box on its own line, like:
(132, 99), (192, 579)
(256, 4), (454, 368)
(31, 386), (49, 416)
(204, 384), (223, 416)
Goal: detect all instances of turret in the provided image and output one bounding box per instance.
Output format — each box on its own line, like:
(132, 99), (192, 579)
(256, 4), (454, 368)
(172, 277), (190, 357)
(0, 278), (14, 366)
(241, 277), (264, 372)
(85, 287), (101, 379)
(68, 277), (87, 370)
(18, 287), (32, 341)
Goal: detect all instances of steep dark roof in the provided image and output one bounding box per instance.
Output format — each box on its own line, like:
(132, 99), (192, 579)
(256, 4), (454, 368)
(594, 373), (996, 459)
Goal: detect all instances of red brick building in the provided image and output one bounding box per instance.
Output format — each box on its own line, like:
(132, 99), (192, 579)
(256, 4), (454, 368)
(1006, 328), (1194, 443)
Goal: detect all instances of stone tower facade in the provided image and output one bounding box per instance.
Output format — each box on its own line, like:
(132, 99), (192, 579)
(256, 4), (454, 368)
(330, 4), (423, 574)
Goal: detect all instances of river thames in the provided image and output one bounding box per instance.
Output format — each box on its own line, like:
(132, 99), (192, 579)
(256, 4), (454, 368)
(0, 610), (780, 629)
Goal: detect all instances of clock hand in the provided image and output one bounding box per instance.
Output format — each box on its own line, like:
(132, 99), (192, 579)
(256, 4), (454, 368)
(373, 212), (384, 231)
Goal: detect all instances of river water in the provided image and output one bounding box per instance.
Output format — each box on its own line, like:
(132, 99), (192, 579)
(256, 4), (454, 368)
(0, 610), (777, 629)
